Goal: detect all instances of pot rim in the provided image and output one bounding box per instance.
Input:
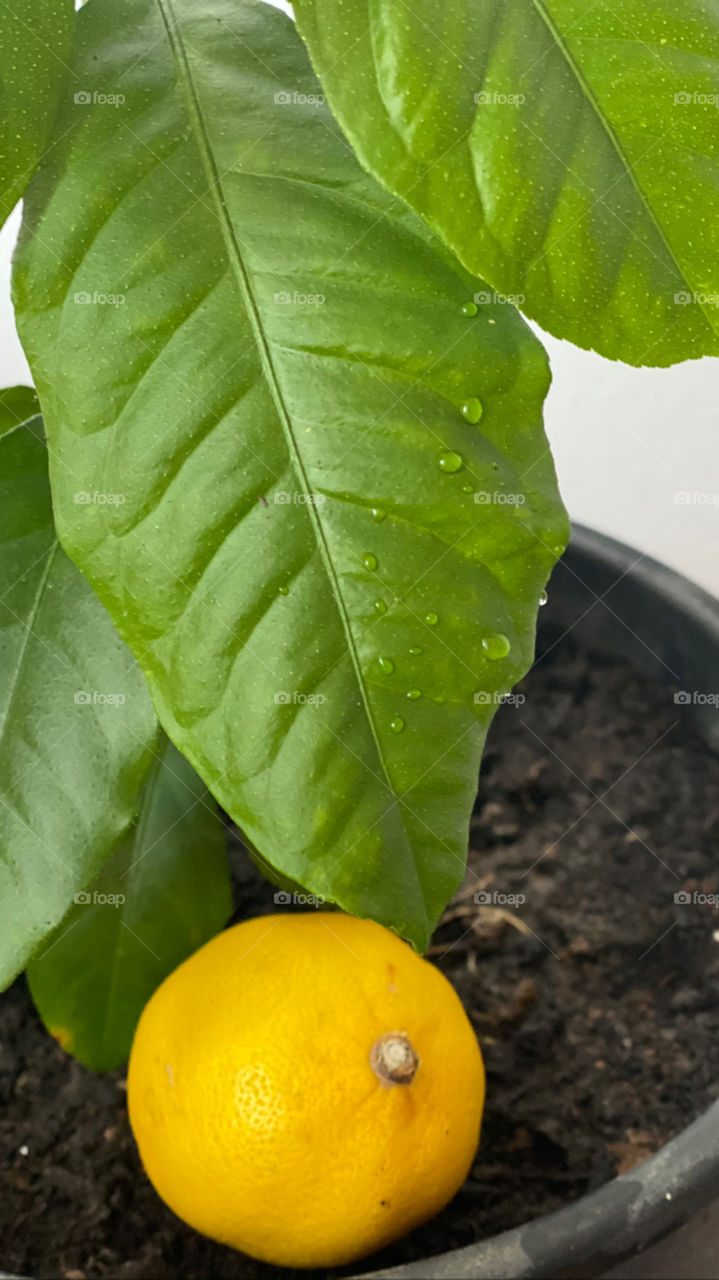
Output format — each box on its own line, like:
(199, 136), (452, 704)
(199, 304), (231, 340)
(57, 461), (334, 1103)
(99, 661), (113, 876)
(356, 523), (719, 1280)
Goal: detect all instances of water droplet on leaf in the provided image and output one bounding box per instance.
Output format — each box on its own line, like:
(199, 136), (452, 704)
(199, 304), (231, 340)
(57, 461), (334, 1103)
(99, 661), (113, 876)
(374, 599), (387, 615)
(438, 451), (463, 473)
(378, 656), (395, 674)
(539, 589), (548, 607)
(461, 301), (478, 317)
(278, 585), (289, 596)
(406, 689), (421, 700)
(371, 507), (386, 522)
(390, 717), (405, 734)
(408, 646), (423, 655)
(482, 632), (510, 660)
(425, 612), (438, 626)
(362, 552), (378, 571)
(460, 397), (483, 424)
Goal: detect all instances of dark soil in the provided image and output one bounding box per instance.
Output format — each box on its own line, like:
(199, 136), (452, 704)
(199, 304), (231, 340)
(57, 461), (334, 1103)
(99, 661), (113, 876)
(3, 634), (719, 1280)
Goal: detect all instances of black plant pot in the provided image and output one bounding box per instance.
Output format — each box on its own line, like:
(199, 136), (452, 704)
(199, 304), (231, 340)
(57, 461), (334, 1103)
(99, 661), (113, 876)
(357, 524), (719, 1280)
(4, 525), (719, 1280)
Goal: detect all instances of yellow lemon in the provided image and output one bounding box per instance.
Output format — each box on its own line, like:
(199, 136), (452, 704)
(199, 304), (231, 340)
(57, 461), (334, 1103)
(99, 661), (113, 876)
(127, 912), (485, 1268)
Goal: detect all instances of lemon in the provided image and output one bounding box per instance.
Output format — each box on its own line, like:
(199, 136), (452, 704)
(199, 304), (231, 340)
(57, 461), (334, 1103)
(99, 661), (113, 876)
(128, 912), (484, 1268)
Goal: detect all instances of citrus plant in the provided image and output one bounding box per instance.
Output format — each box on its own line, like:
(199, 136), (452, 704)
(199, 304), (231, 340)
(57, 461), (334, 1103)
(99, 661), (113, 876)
(0, 0), (715, 1094)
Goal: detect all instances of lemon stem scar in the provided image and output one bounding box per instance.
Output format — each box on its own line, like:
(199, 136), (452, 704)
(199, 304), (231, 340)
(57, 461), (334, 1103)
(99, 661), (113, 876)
(370, 1032), (420, 1086)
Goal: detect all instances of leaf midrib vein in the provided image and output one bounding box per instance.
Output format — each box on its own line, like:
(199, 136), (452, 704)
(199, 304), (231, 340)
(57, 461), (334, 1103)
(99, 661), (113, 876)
(154, 0), (421, 892)
(529, 0), (715, 334)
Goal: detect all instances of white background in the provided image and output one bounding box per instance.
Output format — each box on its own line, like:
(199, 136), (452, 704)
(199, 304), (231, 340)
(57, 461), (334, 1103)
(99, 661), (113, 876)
(2, 201), (717, 598)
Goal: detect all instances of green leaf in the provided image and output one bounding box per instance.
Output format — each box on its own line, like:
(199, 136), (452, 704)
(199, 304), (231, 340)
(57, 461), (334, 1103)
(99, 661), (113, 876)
(13, 0), (567, 951)
(27, 737), (232, 1071)
(0, 0), (76, 226)
(0, 385), (40, 436)
(0, 418), (159, 987)
(294, 0), (719, 367)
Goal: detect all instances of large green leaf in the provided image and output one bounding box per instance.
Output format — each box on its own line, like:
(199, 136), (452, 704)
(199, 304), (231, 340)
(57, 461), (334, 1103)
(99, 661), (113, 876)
(294, 0), (719, 367)
(0, 418), (159, 987)
(27, 737), (232, 1071)
(0, 0), (76, 226)
(13, 0), (567, 950)
(0, 385), (40, 436)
